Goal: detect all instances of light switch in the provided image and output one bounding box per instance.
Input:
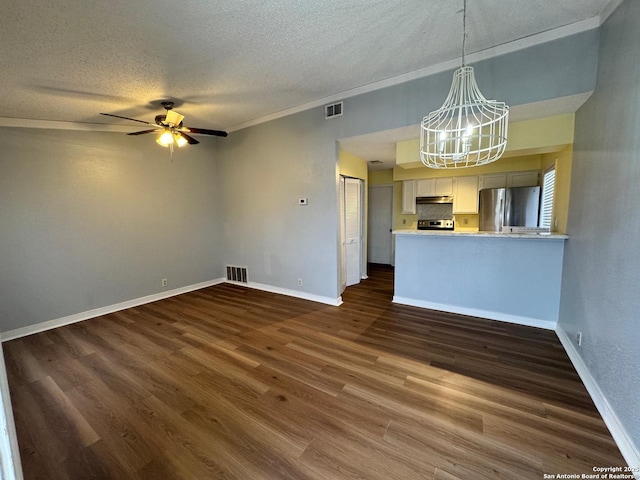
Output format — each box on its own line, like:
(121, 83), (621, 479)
(299, 197), (308, 205)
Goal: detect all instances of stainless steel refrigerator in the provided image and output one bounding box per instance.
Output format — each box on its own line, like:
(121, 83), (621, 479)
(478, 186), (541, 232)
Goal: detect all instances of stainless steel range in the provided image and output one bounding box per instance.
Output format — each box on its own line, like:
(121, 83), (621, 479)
(416, 195), (454, 230)
(417, 219), (454, 230)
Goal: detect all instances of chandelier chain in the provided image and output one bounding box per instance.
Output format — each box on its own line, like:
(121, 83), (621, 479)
(462, 0), (467, 66)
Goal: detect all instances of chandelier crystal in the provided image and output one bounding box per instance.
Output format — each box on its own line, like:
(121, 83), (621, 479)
(420, 1), (509, 169)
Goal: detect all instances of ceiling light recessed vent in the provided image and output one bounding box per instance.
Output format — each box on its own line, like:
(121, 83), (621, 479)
(368, 160), (383, 165)
(325, 102), (343, 119)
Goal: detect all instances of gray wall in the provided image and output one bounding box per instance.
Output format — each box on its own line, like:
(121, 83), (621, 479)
(0, 129), (222, 332)
(341, 28), (599, 138)
(559, 0), (640, 451)
(218, 115), (343, 299)
(217, 30), (599, 301)
(0, 29), (601, 331)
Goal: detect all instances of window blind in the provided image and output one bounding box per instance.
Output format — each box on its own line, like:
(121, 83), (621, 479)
(539, 168), (556, 229)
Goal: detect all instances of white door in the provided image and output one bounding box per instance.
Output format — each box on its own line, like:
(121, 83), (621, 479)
(344, 177), (363, 287)
(339, 178), (346, 292)
(368, 185), (393, 265)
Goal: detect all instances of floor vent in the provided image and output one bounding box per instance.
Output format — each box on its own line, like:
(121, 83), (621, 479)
(325, 101), (343, 119)
(226, 265), (248, 283)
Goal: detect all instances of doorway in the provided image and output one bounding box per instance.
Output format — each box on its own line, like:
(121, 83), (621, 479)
(339, 176), (365, 291)
(368, 185), (393, 265)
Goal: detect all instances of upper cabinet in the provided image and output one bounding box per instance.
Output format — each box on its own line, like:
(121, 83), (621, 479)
(436, 178), (453, 196)
(478, 171), (540, 191)
(401, 180), (416, 214)
(479, 173), (507, 191)
(453, 176), (479, 214)
(507, 171), (539, 187)
(403, 170), (537, 216)
(416, 178), (453, 197)
(415, 179), (431, 197)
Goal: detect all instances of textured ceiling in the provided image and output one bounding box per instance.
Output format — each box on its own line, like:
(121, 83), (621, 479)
(0, 0), (615, 133)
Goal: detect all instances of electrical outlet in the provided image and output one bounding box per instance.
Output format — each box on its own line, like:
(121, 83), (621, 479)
(162, 278), (168, 287)
(577, 331), (583, 346)
(297, 278), (302, 287)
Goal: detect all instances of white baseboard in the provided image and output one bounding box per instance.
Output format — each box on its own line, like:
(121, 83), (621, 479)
(2, 277), (342, 342)
(392, 296), (557, 330)
(225, 280), (343, 307)
(1, 278), (226, 342)
(556, 326), (640, 477)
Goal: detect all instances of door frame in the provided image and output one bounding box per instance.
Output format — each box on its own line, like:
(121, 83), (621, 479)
(367, 184), (394, 266)
(0, 340), (23, 480)
(339, 175), (366, 291)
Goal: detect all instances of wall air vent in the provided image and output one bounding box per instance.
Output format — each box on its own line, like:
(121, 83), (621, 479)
(325, 101), (343, 119)
(226, 265), (248, 283)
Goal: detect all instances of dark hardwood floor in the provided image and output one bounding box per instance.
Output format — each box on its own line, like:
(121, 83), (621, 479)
(3, 264), (626, 479)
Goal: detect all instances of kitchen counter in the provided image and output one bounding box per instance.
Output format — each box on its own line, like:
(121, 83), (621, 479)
(393, 228), (568, 239)
(392, 229), (567, 329)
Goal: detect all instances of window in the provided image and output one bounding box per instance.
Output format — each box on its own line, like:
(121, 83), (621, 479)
(539, 167), (556, 229)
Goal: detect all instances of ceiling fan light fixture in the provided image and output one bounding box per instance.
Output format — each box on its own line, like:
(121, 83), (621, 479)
(100, 102), (227, 155)
(175, 134), (188, 148)
(156, 130), (174, 147)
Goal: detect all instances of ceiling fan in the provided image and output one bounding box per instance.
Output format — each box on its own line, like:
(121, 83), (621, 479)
(100, 101), (227, 150)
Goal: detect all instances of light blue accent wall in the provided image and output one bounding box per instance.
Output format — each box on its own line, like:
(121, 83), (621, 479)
(558, 0), (640, 452)
(217, 31), (598, 300)
(0, 30), (602, 330)
(217, 116), (342, 298)
(0, 129), (223, 332)
(334, 29), (600, 138)
(394, 235), (565, 325)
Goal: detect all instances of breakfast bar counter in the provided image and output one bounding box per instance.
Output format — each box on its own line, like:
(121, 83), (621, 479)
(393, 229), (568, 239)
(392, 229), (568, 329)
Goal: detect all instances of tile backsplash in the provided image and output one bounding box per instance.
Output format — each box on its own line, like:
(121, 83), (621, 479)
(417, 203), (454, 220)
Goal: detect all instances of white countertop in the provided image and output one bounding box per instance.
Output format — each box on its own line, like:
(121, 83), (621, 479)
(393, 229), (568, 240)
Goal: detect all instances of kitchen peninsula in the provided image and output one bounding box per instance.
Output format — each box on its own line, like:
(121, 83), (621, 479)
(392, 229), (568, 330)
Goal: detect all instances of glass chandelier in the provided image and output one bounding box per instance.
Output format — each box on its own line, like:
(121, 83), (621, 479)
(420, 0), (509, 169)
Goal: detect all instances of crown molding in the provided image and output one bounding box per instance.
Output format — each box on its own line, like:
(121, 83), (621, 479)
(0, 117), (140, 133)
(0, 12), (612, 135)
(599, 0), (625, 23)
(226, 16), (600, 132)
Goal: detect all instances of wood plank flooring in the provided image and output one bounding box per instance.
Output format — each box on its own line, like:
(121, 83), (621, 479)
(3, 264), (626, 479)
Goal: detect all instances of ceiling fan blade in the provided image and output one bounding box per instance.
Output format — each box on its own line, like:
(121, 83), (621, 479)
(100, 113), (152, 125)
(177, 131), (199, 145)
(165, 110), (184, 126)
(184, 127), (228, 137)
(127, 129), (159, 136)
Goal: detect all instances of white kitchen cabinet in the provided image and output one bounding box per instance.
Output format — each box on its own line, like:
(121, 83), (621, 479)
(453, 176), (479, 214)
(416, 179), (433, 197)
(416, 177), (453, 196)
(479, 173), (507, 191)
(434, 177), (453, 195)
(401, 180), (416, 214)
(507, 171), (539, 187)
